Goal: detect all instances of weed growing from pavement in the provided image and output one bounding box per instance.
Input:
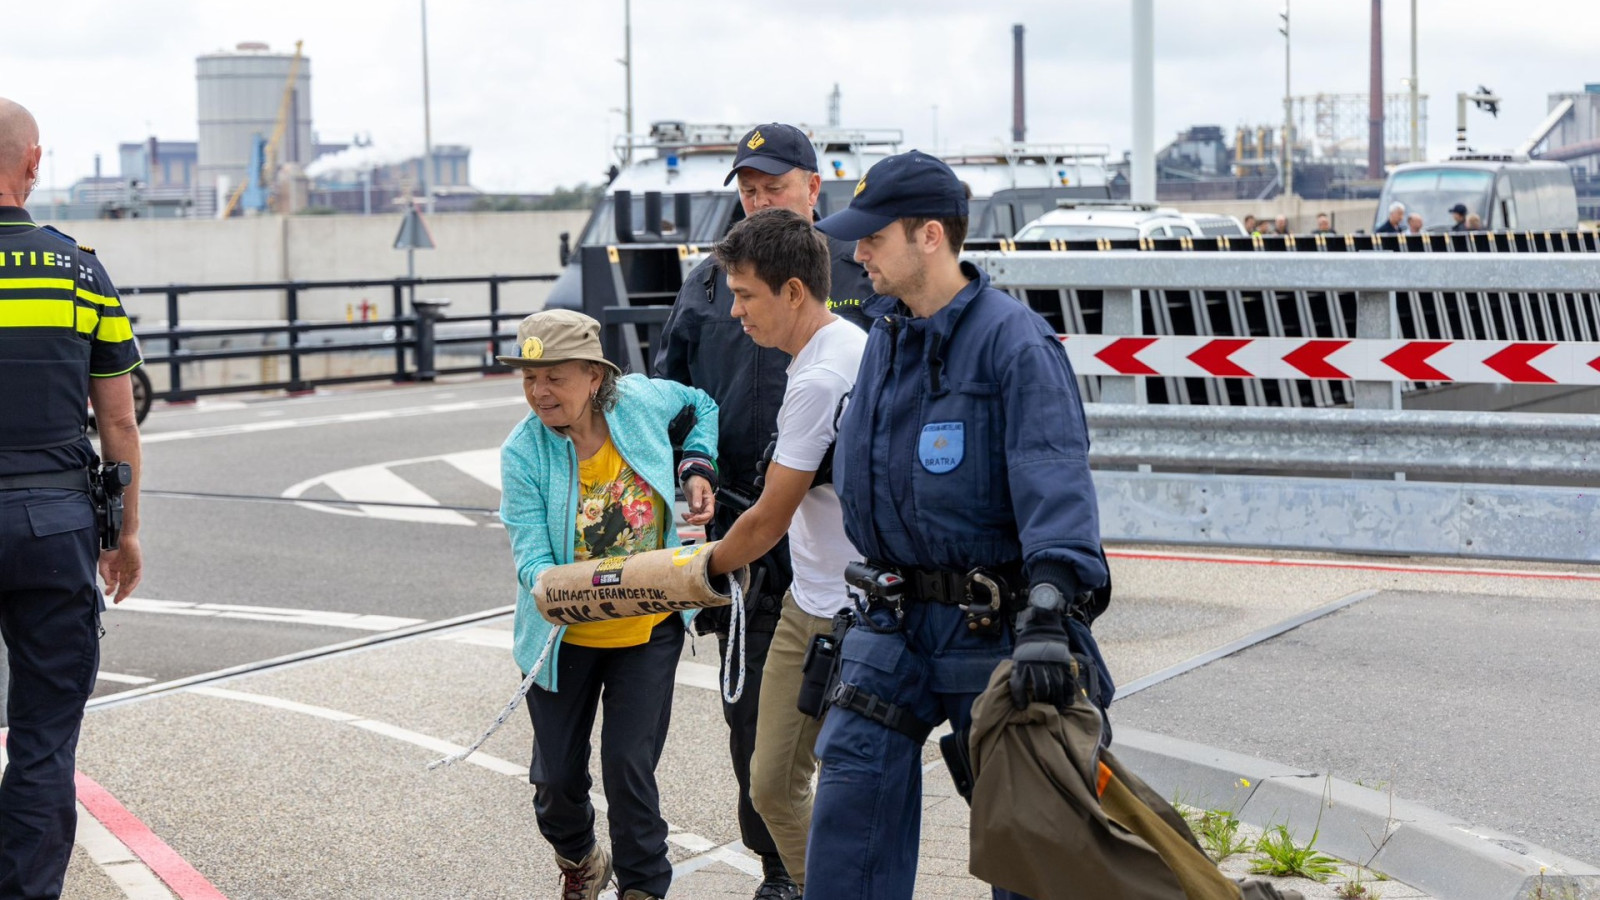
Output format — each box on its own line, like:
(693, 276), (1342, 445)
(1529, 866), (1581, 900)
(1249, 825), (1342, 881)
(1195, 808), (1254, 862)
(1335, 868), (1384, 899)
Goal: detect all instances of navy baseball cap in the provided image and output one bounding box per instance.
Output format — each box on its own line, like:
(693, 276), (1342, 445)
(814, 150), (969, 241)
(724, 123), (818, 185)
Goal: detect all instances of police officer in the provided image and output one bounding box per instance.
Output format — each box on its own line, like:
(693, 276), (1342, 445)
(0, 97), (143, 900)
(806, 150), (1111, 900)
(653, 123), (871, 900)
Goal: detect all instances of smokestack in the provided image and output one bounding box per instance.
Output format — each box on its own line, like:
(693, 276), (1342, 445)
(1368, 0), (1385, 179)
(1012, 24), (1026, 144)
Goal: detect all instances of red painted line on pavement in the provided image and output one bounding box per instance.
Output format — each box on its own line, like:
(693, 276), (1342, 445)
(1105, 549), (1600, 582)
(74, 770), (229, 900)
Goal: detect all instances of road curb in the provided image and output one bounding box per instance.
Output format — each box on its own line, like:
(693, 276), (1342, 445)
(1114, 727), (1600, 900)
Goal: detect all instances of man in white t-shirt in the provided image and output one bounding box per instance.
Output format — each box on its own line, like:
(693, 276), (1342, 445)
(706, 208), (867, 891)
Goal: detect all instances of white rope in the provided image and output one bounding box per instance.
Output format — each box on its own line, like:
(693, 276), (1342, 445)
(427, 628), (560, 770)
(720, 577), (747, 704)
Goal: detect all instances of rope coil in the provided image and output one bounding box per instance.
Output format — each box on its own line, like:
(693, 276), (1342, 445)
(721, 577), (746, 704)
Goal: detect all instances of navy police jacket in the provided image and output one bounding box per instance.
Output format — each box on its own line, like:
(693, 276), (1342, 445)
(833, 262), (1107, 598)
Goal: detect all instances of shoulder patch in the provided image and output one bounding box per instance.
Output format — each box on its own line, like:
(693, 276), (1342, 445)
(40, 224), (79, 246)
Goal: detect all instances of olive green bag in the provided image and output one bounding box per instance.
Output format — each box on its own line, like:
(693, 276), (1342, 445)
(968, 661), (1300, 900)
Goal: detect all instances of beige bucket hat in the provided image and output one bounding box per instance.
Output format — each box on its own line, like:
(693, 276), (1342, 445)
(496, 309), (622, 375)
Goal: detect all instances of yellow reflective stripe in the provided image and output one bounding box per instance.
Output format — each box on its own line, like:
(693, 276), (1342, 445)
(92, 361), (144, 378)
(76, 287), (122, 308)
(0, 277), (74, 292)
(95, 314), (134, 343)
(0, 299), (75, 328)
(76, 306), (101, 334)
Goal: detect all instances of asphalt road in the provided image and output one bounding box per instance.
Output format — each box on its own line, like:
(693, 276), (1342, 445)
(1113, 588), (1600, 869)
(4, 375), (1595, 898)
(97, 379), (527, 696)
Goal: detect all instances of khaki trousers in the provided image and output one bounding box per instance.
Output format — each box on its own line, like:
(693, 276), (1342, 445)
(748, 591), (834, 887)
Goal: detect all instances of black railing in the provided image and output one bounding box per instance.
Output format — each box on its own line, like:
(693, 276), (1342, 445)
(121, 274), (557, 401)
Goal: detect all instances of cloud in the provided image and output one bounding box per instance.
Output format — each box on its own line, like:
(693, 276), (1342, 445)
(13, 0), (1600, 194)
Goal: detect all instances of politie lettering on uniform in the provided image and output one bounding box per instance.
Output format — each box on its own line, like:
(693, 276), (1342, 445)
(0, 96), (145, 900)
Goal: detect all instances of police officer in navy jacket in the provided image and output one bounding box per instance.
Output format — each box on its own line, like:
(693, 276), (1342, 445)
(806, 150), (1110, 900)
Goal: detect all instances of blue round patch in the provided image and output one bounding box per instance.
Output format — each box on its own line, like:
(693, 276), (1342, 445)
(919, 422), (965, 474)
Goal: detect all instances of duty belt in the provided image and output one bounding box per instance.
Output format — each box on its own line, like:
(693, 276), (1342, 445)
(897, 563), (1027, 611)
(0, 469), (92, 493)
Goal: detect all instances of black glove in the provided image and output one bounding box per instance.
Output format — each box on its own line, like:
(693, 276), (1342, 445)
(1010, 583), (1079, 710)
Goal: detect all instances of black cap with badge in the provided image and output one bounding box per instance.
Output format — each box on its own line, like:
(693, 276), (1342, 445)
(814, 150), (969, 242)
(725, 123), (819, 185)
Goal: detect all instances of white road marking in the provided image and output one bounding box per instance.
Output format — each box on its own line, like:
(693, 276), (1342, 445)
(320, 466), (475, 526)
(143, 397), (524, 444)
(188, 685), (758, 877)
(282, 449), (504, 526)
(0, 747), (175, 899)
(96, 672), (156, 685)
(73, 804), (178, 899)
(433, 628), (724, 693)
(443, 449), (502, 491)
(112, 598), (425, 632)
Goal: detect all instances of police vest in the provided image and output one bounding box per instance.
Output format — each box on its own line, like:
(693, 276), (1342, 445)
(0, 213), (140, 454)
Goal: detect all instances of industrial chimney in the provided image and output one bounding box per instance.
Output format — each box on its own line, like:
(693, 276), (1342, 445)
(1012, 24), (1026, 144)
(1368, 0), (1384, 179)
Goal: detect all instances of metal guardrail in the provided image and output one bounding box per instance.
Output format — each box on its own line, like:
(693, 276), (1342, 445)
(974, 251), (1600, 562)
(122, 274), (556, 400)
(590, 247), (1600, 563)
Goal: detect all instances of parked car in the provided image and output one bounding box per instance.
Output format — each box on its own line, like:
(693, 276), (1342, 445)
(88, 365), (152, 429)
(1014, 201), (1233, 241)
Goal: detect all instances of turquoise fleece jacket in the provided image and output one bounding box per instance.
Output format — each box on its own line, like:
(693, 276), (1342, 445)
(499, 373), (719, 691)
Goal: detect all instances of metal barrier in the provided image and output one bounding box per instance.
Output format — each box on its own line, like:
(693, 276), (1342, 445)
(970, 251), (1600, 563)
(122, 274), (556, 400)
(590, 246), (1600, 563)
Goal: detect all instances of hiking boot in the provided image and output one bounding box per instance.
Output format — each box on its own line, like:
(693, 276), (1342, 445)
(621, 892), (663, 900)
(751, 875), (801, 900)
(554, 845), (613, 900)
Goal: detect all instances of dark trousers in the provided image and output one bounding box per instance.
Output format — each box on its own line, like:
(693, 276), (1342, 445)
(0, 489), (101, 900)
(807, 602), (1030, 900)
(714, 615), (779, 860)
(526, 615), (684, 899)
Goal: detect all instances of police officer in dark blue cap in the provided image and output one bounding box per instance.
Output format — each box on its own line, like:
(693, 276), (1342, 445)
(805, 150), (1112, 900)
(0, 96), (144, 900)
(653, 123), (871, 900)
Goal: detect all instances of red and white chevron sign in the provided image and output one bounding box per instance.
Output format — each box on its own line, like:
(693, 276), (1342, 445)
(1061, 336), (1600, 385)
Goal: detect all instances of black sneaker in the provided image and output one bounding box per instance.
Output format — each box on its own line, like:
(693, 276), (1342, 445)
(752, 876), (801, 900)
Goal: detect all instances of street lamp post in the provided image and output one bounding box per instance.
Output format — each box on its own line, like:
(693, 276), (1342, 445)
(1409, 0), (1420, 162)
(420, 0), (435, 214)
(621, 0), (634, 166)
(1280, 2), (1293, 206)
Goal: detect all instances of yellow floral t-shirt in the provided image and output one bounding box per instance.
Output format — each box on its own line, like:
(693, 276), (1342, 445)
(562, 438), (671, 648)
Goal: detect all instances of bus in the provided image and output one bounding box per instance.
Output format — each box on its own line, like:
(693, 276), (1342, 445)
(1376, 155), (1579, 232)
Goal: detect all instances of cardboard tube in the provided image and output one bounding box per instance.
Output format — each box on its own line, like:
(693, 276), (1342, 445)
(534, 541), (748, 626)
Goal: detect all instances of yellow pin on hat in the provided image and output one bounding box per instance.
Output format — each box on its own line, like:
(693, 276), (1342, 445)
(521, 337), (544, 360)
(854, 175), (867, 197)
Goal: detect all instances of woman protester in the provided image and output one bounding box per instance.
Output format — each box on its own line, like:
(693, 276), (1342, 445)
(497, 309), (719, 900)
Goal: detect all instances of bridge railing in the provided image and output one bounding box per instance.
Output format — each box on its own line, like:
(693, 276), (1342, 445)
(961, 251), (1600, 563)
(121, 273), (557, 400)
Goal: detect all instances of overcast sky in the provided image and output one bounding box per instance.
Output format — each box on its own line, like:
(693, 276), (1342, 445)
(10, 0), (1599, 193)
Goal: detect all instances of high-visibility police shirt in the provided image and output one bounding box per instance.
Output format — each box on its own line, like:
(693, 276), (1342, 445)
(0, 207), (142, 477)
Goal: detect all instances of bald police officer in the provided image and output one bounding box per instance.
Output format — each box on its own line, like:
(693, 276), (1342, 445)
(0, 97), (143, 900)
(654, 123), (870, 900)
